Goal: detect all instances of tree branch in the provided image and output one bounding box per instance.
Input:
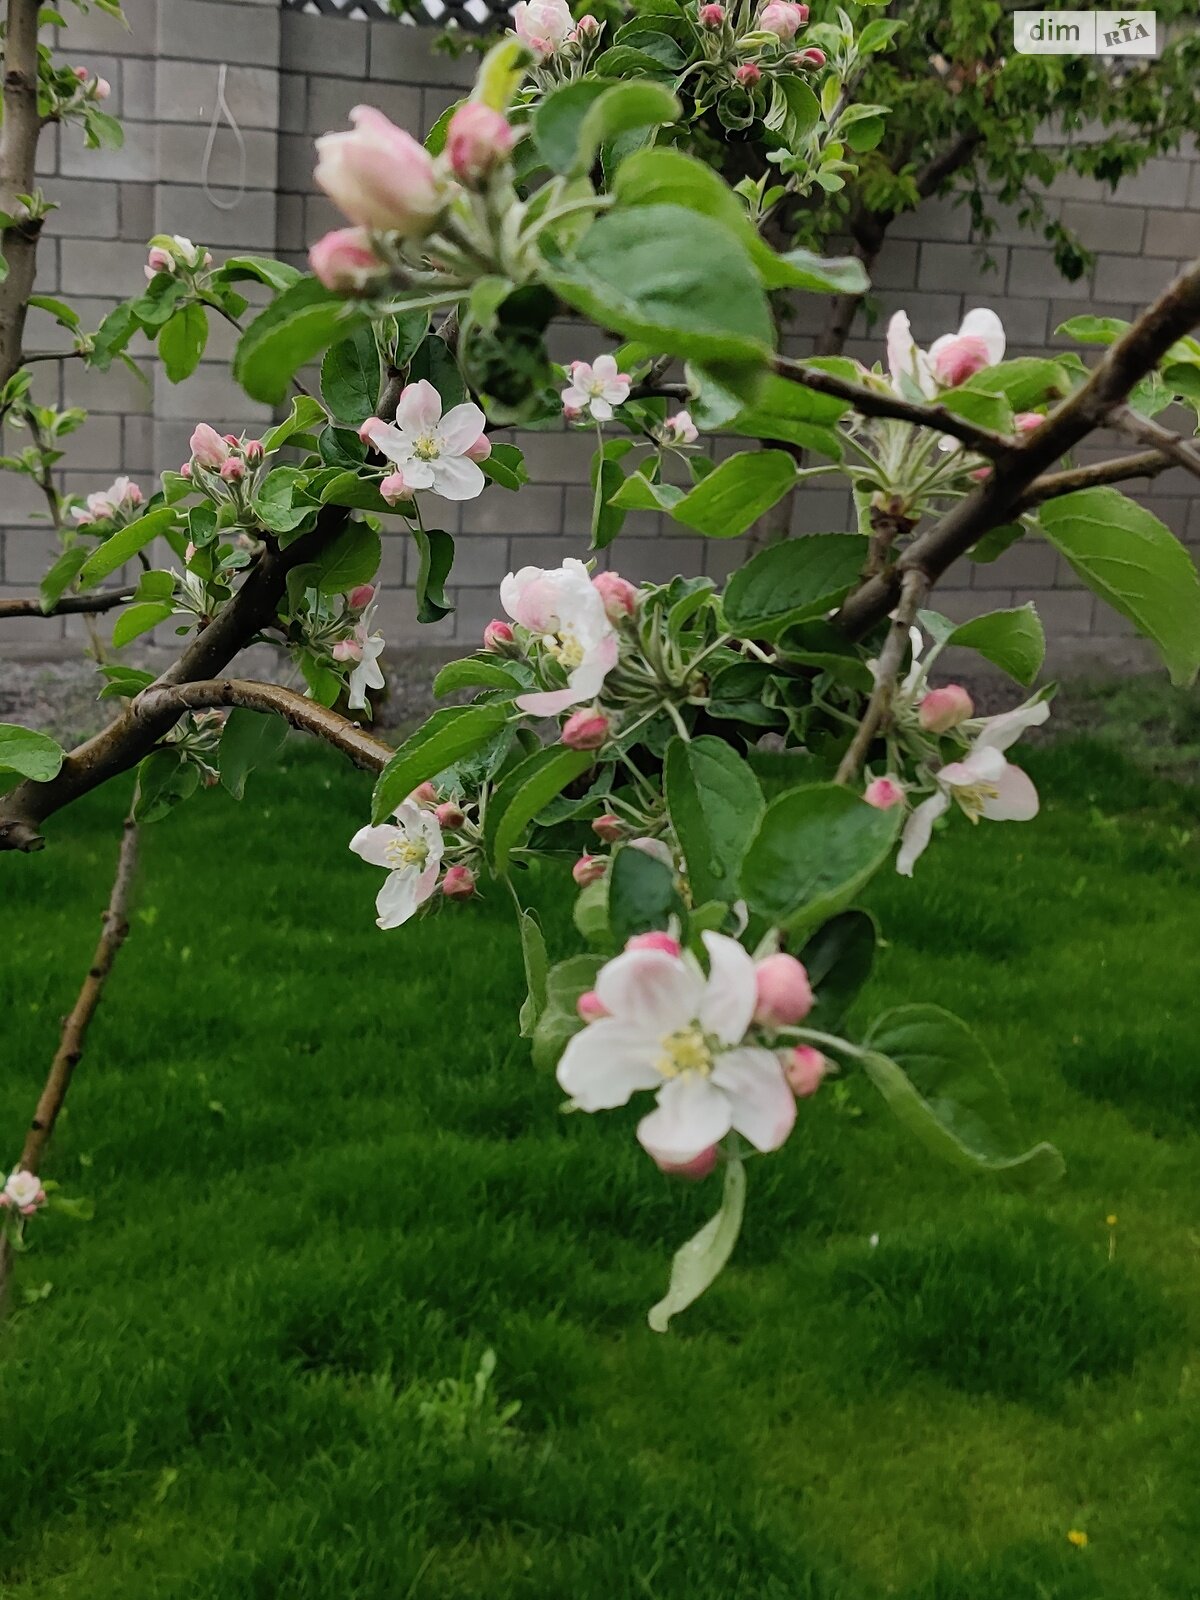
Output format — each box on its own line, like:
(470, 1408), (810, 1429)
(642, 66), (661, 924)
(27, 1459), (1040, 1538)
(835, 254), (1200, 640)
(834, 568), (928, 785)
(0, 0), (47, 387)
(133, 679), (393, 774)
(1014, 449), (1173, 510)
(1108, 404), (1200, 484)
(0, 586), (137, 619)
(19, 799), (139, 1174)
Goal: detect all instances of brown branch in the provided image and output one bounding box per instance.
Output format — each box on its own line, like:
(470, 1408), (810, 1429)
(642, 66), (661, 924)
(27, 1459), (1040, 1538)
(133, 679), (393, 774)
(835, 254), (1200, 640)
(1014, 449), (1173, 511)
(0, 586), (137, 619)
(834, 569), (928, 786)
(0, 0), (47, 387)
(1108, 405), (1200, 484)
(19, 799), (139, 1174)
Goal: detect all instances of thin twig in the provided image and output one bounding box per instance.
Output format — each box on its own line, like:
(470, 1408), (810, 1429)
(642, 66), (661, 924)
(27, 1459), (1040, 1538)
(0, 586), (138, 619)
(834, 569), (928, 786)
(1108, 405), (1200, 484)
(1014, 449), (1172, 510)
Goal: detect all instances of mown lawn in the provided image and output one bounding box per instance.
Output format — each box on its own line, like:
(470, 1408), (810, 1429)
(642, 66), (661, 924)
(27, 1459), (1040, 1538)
(1, 729), (1199, 1599)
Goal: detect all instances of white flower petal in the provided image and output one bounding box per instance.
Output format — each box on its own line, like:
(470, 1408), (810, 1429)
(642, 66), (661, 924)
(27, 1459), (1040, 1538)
(710, 1047), (796, 1152)
(402, 460), (436, 490)
(349, 823), (401, 867)
(428, 454), (486, 501)
(361, 419), (406, 463)
(375, 869), (422, 929)
(592, 354), (618, 382)
(557, 1019), (663, 1109)
(437, 401), (487, 456)
(637, 1074), (732, 1165)
(515, 685), (586, 715)
(394, 379), (442, 434)
(973, 699), (1050, 753)
(980, 762), (1039, 822)
(896, 790), (951, 877)
(958, 307), (1005, 365)
(697, 932), (757, 1046)
(589, 398), (614, 421)
(595, 947), (704, 1032)
(944, 746), (1008, 789)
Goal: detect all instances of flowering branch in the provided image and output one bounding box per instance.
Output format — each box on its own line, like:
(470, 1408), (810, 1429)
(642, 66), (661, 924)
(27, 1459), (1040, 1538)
(834, 568), (928, 785)
(134, 679), (393, 775)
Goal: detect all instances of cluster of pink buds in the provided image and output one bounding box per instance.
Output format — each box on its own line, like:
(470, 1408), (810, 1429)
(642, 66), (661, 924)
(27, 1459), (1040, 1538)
(145, 234), (213, 283)
(185, 423), (266, 488)
(1, 1169), (46, 1217)
(71, 475), (144, 527)
(73, 64), (111, 100)
(410, 782), (478, 901)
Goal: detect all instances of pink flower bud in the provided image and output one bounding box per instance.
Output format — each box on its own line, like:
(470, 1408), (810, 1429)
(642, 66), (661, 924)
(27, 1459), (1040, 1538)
(800, 45), (826, 63)
(754, 952), (814, 1027)
(435, 801), (466, 829)
(572, 853), (606, 887)
(410, 782), (439, 806)
(563, 404), (582, 423)
(180, 462), (192, 479)
(561, 709), (610, 751)
(147, 245), (174, 276)
(315, 106), (443, 236)
(184, 541), (197, 562)
(653, 1144), (718, 1180)
(574, 12), (601, 34)
(577, 989), (608, 1021)
(126, 482), (145, 506)
(592, 570), (637, 621)
(446, 102), (516, 187)
(1014, 411), (1043, 433)
(74, 65), (89, 81)
(626, 931), (682, 957)
(309, 226), (385, 293)
(592, 812), (623, 843)
(465, 433), (492, 463)
(483, 618), (515, 652)
(512, 0), (574, 57)
(93, 76), (111, 100)
(784, 1045), (827, 1098)
(219, 456), (246, 483)
(243, 438), (265, 463)
(864, 776), (905, 810)
(347, 583), (376, 610)
(929, 334), (991, 387)
(442, 865), (476, 899)
(918, 684), (974, 733)
(734, 62), (762, 86)
(223, 434), (240, 446)
(699, 2), (725, 23)
(759, 0), (807, 40)
(380, 471), (409, 505)
(332, 635), (364, 663)
(190, 422), (229, 469)
(664, 410), (699, 445)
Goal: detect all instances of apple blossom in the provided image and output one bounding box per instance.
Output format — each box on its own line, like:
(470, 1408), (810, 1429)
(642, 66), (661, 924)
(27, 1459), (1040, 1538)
(927, 309), (1006, 387)
(219, 456), (245, 483)
(340, 596), (386, 711)
(699, 2), (725, 23)
(360, 382), (488, 502)
(561, 708), (610, 750)
(570, 12), (601, 39)
(380, 471), (410, 505)
(558, 932), (796, 1167)
(592, 571), (638, 621)
(592, 812), (623, 843)
(897, 700), (1051, 876)
(442, 865), (476, 899)
(70, 476), (144, 525)
(435, 801), (466, 829)
(500, 557), (619, 716)
(1, 1168), (46, 1215)
(577, 990), (608, 1021)
(145, 245), (174, 279)
(918, 684), (974, 733)
(411, 783), (439, 806)
(446, 103), (516, 187)
(753, 952), (813, 1027)
(350, 799), (444, 928)
(465, 433), (491, 463)
(886, 310), (937, 399)
(560, 356), (632, 422)
(572, 854), (606, 887)
(483, 619), (515, 652)
(735, 63), (762, 86)
(784, 1046), (827, 1098)
(661, 411), (699, 446)
(347, 584), (375, 610)
(315, 106), (443, 235)
(759, 1), (807, 39)
(1014, 411), (1044, 433)
(864, 776), (905, 810)
(798, 46), (825, 63)
(653, 1145), (719, 1180)
(309, 226), (386, 293)
(627, 932), (682, 957)
(190, 423), (230, 469)
(243, 439), (265, 464)
(511, 0), (574, 57)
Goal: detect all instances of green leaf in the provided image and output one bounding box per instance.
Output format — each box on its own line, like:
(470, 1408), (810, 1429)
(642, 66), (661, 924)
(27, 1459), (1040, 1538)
(262, 394), (328, 452)
(322, 327), (380, 425)
(920, 603), (1045, 686)
(111, 600), (173, 648)
(861, 1005), (1065, 1186)
(648, 1155), (745, 1333)
(543, 203), (775, 370)
(134, 749), (200, 824)
(255, 466), (316, 535)
(1054, 315), (1129, 346)
(730, 373), (846, 457)
(517, 907), (548, 1038)
(476, 35), (529, 112)
(742, 784), (900, 932)
(609, 843), (682, 945)
(219, 706), (289, 801)
(664, 736), (763, 905)
(531, 953), (605, 1071)
(723, 533), (867, 638)
(158, 303), (208, 383)
(318, 471), (393, 515)
(590, 446), (628, 550)
(1038, 488), (1200, 686)
(938, 383), (1012, 434)
(764, 75), (820, 148)
(485, 745), (596, 873)
(371, 705), (509, 823)
(959, 357), (1071, 413)
(411, 527), (455, 624)
(39, 545), (88, 611)
(234, 277), (367, 406)
(0, 723), (64, 782)
(407, 334), (466, 408)
(77, 509), (177, 588)
(535, 79), (679, 175)
(480, 441), (527, 491)
(762, 245), (870, 296)
(313, 521), (381, 596)
(664, 450), (797, 540)
(433, 656), (527, 697)
(799, 909), (876, 1031)
(212, 255), (302, 293)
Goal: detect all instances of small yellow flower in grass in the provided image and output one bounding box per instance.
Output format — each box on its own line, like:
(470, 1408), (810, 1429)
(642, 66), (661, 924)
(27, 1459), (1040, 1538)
(1107, 1214), (1118, 1227)
(1067, 1530), (1089, 1549)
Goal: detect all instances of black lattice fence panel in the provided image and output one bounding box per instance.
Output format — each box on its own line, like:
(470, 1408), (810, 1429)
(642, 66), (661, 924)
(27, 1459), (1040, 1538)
(282, 0), (514, 29)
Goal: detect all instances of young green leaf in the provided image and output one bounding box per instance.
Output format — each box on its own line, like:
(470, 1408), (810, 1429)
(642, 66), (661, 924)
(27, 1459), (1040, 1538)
(371, 705), (509, 823)
(234, 277), (367, 406)
(77, 508), (177, 588)
(666, 450), (798, 540)
(0, 724), (65, 782)
(608, 843), (682, 944)
(648, 1155), (745, 1333)
(742, 784), (900, 931)
(158, 303), (208, 383)
(322, 327), (381, 424)
(111, 600), (174, 649)
(219, 707), (290, 801)
(722, 533), (867, 638)
(485, 745), (596, 872)
(664, 736), (764, 905)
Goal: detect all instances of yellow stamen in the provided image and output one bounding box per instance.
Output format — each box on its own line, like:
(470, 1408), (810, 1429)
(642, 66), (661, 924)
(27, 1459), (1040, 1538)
(384, 837), (428, 871)
(656, 1023), (714, 1079)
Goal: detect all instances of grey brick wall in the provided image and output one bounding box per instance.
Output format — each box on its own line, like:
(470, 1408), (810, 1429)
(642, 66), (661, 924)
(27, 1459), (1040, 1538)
(3, 0), (1198, 674)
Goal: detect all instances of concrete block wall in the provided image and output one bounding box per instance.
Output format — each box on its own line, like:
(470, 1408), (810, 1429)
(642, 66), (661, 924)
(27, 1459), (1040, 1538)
(3, 0), (1199, 673)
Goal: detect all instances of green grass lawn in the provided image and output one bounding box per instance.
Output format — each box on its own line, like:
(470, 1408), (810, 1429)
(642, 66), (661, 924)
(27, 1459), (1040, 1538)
(2, 731), (1199, 1599)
